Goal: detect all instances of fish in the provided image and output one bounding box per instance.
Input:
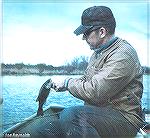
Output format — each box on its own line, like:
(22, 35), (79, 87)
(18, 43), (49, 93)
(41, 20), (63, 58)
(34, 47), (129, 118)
(36, 78), (52, 116)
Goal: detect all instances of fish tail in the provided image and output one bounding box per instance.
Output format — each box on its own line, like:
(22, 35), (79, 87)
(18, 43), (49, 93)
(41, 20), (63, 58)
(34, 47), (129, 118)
(37, 106), (44, 116)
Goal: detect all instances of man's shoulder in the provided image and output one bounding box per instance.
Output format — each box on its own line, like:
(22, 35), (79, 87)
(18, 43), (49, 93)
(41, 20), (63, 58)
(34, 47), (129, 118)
(114, 38), (137, 55)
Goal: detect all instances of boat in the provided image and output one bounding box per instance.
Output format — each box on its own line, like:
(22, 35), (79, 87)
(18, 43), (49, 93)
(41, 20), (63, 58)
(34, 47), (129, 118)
(2, 104), (150, 138)
(2, 104), (65, 138)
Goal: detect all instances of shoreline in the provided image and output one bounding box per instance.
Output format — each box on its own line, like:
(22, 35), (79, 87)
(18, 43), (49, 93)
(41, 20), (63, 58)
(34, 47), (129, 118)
(1, 69), (150, 76)
(1, 70), (85, 76)
(1, 64), (150, 76)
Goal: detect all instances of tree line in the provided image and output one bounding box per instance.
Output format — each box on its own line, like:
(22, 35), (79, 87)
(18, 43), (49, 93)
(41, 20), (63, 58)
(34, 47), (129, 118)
(1, 56), (89, 75)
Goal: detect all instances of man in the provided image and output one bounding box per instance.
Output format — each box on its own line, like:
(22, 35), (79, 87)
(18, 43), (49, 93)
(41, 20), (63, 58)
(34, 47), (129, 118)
(40, 6), (144, 138)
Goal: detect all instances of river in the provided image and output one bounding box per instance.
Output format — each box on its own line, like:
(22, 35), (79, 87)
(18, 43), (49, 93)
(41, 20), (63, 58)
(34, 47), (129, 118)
(1, 75), (150, 132)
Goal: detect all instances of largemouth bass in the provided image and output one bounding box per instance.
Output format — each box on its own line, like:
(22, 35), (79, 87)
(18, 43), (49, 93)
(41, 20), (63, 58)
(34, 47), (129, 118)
(36, 78), (52, 116)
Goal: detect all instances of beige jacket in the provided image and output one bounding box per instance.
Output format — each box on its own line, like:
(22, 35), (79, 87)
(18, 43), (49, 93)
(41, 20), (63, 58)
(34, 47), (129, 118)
(68, 37), (144, 128)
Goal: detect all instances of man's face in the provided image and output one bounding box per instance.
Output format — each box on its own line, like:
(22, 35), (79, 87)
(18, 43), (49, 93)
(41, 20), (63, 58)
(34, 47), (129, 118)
(82, 28), (104, 50)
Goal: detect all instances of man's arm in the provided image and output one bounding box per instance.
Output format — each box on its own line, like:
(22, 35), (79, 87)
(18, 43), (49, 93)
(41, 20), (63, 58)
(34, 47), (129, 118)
(67, 51), (139, 105)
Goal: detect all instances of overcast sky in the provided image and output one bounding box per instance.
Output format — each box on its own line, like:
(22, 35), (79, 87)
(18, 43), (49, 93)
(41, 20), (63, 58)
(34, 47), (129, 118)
(2, 1), (149, 66)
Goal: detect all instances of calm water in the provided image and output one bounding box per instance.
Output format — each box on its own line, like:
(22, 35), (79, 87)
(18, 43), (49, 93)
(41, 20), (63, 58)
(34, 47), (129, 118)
(1, 75), (150, 132)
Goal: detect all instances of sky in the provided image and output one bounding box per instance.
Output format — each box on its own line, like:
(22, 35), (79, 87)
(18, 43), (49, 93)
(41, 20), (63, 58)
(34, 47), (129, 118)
(2, 1), (150, 67)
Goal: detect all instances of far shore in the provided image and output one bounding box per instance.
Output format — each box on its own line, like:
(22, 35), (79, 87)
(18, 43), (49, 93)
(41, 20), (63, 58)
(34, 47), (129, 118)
(1, 63), (150, 76)
(1, 68), (85, 76)
(1, 68), (150, 76)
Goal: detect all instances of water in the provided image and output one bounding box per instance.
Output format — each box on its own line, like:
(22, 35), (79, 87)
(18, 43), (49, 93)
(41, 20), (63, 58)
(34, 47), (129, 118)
(142, 75), (150, 111)
(1, 75), (150, 132)
(1, 75), (84, 132)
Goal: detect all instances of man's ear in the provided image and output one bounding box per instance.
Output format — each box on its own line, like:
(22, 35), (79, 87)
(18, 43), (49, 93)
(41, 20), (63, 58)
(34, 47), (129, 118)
(99, 27), (107, 38)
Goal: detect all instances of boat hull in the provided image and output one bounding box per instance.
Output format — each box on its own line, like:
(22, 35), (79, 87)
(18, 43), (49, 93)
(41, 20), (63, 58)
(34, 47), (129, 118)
(3, 105), (65, 138)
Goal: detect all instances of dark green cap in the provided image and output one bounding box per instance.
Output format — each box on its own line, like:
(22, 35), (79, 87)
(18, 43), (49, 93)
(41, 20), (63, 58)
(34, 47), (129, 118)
(74, 6), (116, 35)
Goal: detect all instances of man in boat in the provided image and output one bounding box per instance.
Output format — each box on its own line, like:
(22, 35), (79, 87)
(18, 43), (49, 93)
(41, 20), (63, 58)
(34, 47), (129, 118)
(40, 6), (144, 138)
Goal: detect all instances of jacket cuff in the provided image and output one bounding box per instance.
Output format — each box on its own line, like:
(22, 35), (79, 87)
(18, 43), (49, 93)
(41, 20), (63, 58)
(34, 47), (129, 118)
(64, 78), (72, 89)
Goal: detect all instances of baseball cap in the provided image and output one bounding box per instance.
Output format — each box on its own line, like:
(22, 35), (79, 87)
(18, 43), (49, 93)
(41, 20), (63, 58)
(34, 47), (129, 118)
(74, 6), (116, 35)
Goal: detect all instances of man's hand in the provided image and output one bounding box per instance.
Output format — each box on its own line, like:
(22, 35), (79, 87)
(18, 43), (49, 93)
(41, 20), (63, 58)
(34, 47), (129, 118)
(52, 78), (72, 92)
(53, 81), (67, 92)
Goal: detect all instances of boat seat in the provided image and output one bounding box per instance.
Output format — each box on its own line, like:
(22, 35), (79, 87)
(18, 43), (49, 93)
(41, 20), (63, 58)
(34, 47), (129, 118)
(50, 105), (65, 113)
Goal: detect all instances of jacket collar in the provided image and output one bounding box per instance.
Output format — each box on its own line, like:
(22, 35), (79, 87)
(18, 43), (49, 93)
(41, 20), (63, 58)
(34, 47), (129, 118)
(94, 36), (118, 54)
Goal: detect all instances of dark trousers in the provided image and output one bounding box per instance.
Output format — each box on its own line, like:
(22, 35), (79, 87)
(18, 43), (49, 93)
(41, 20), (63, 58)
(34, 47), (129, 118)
(37, 105), (139, 138)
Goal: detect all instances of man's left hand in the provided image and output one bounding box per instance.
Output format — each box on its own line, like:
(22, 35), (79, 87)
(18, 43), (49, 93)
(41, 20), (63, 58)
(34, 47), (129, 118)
(53, 81), (67, 92)
(52, 78), (72, 92)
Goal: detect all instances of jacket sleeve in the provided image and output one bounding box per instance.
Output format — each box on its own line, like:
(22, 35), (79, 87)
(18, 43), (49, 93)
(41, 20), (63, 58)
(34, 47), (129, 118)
(67, 50), (139, 105)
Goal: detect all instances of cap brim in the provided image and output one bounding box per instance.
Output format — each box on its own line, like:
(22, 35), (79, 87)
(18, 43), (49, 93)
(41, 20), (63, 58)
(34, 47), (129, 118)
(74, 25), (92, 36)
